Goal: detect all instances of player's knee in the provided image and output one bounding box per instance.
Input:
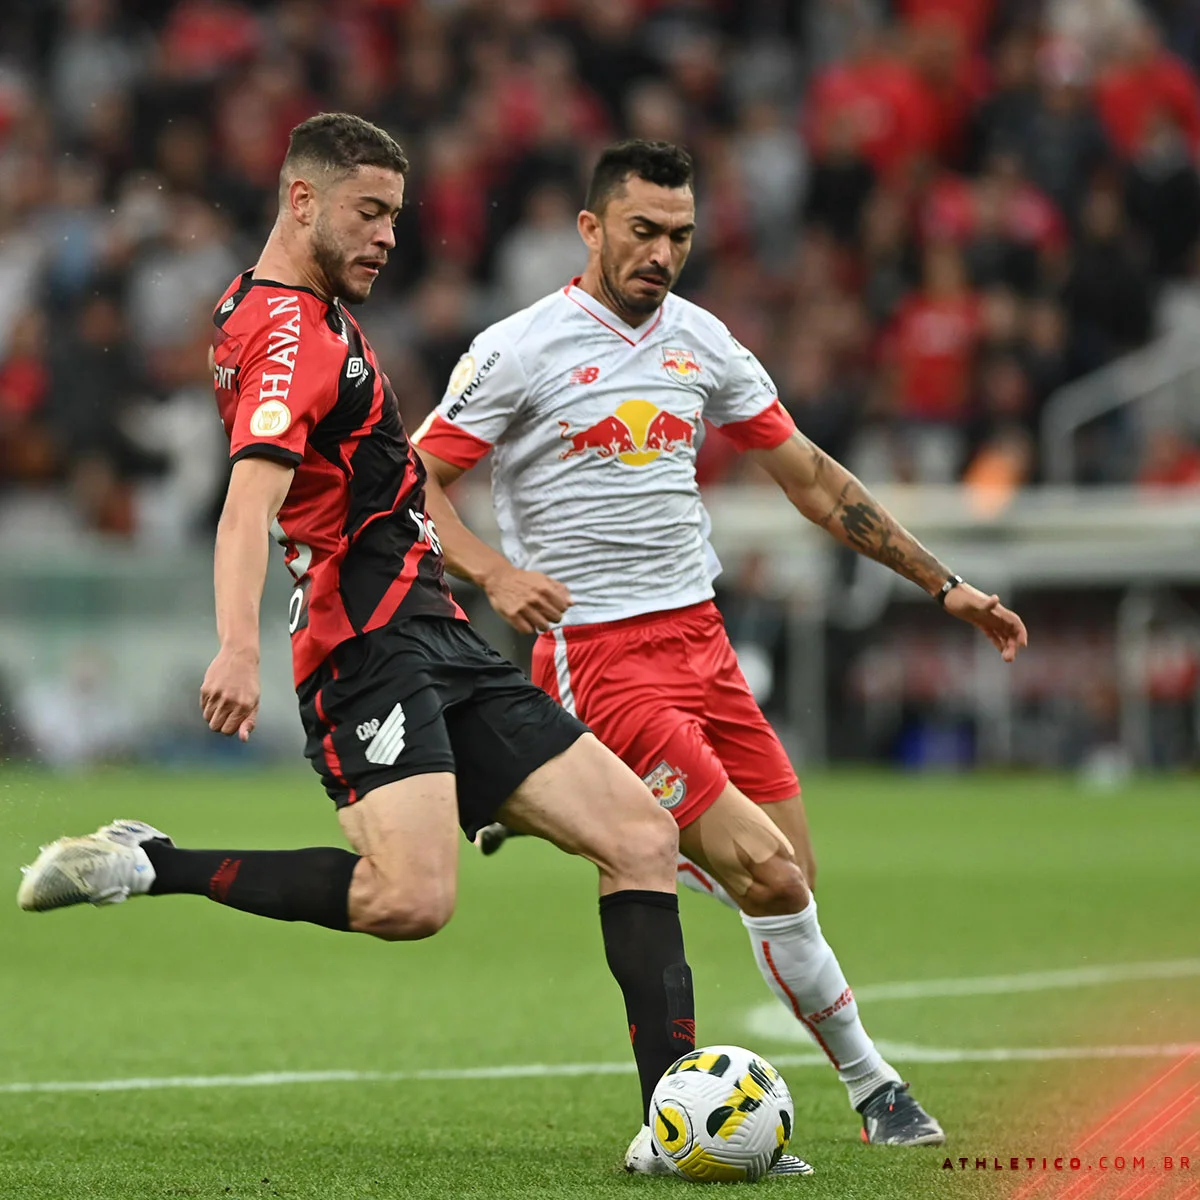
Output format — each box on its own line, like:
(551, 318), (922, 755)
(359, 886), (456, 942)
(742, 853), (810, 916)
(611, 799), (679, 884)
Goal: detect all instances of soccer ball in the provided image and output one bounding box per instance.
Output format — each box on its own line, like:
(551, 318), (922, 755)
(649, 1045), (794, 1183)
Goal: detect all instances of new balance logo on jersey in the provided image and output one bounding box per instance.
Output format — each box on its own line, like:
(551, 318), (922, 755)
(362, 703), (406, 766)
(570, 365), (600, 385)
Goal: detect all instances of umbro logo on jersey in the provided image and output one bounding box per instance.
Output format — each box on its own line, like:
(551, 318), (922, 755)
(346, 356), (368, 382)
(361, 703), (406, 766)
(219, 297), (235, 314)
(570, 365), (600, 385)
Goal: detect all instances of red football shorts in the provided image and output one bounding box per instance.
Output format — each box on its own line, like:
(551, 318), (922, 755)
(532, 600), (800, 827)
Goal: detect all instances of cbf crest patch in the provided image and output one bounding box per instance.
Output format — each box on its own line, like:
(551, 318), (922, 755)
(643, 761), (688, 810)
(661, 346), (701, 381)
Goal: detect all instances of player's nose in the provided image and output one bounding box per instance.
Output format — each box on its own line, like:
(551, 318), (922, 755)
(374, 222), (396, 252)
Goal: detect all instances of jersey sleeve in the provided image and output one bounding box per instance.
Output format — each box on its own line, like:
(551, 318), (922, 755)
(227, 307), (338, 467)
(703, 323), (796, 452)
(411, 327), (525, 469)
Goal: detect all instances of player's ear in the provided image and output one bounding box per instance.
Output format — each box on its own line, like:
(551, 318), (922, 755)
(578, 208), (602, 252)
(288, 177), (319, 226)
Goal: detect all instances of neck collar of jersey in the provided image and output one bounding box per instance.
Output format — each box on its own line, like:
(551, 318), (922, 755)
(246, 269), (341, 308)
(563, 277), (665, 345)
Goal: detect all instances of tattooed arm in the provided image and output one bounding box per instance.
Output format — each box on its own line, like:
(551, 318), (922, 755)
(747, 431), (1028, 661)
(748, 431), (949, 594)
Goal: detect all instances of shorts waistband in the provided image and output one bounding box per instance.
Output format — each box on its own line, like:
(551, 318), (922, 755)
(540, 600), (717, 642)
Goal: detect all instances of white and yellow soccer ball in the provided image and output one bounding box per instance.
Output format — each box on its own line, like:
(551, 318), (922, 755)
(649, 1045), (794, 1183)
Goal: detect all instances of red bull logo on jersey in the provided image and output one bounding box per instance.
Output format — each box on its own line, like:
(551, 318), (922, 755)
(661, 345), (701, 380)
(558, 399), (698, 467)
(643, 761), (687, 810)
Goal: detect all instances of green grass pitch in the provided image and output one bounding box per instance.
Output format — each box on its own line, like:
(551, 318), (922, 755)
(0, 768), (1196, 1199)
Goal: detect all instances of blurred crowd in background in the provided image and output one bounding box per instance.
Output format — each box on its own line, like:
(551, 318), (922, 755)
(2, 0), (1200, 547)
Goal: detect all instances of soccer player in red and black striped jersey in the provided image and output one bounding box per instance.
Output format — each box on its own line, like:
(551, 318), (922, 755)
(18, 114), (696, 1152)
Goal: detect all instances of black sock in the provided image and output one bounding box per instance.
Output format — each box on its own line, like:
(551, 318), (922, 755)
(599, 889), (695, 1123)
(143, 842), (359, 931)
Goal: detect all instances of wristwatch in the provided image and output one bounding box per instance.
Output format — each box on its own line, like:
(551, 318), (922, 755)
(935, 574), (964, 607)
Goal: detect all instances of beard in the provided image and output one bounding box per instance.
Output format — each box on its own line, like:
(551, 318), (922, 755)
(311, 211), (369, 304)
(600, 243), (669, 317)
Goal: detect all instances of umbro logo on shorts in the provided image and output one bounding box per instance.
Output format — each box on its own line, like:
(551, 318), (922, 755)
(362, 703), (406, 766)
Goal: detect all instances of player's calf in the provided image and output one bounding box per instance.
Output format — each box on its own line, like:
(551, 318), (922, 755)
(347, 867), (456, 941)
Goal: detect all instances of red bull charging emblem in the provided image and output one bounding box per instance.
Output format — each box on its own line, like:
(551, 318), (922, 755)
(643, 761), (687, 810)
(661, 346), (701, 380)
(558, 399), (698, 466)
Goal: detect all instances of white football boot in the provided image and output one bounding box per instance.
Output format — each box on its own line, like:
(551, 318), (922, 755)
(624, 1124), (815, 1177)
(95, 819), (173, 851)
(624, 1124), (673, 1175)
(16, 818), (169, 912)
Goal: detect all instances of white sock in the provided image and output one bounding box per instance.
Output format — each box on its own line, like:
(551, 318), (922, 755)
(676, 855), (739, 911)
(742, 901), (900, 1108)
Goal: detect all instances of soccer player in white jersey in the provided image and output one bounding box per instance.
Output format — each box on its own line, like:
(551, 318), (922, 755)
(413, 141), (1028, 1165)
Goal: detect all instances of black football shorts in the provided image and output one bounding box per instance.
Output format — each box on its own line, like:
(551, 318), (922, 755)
(296, 616), (587, 838)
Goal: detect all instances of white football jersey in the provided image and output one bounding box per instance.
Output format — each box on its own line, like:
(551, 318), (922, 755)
(415, 281), (795, 626)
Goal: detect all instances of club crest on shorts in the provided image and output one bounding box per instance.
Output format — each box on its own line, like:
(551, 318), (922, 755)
(643, 761), (687, 810)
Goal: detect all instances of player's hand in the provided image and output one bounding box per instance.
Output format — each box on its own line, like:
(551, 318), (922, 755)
(200, 645), (261, 741)
(482, 563), (573, 634)
(943, 583), (1028, 663)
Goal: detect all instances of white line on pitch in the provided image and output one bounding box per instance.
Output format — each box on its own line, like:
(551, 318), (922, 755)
(745, 958), (1200, 1044)
(1, 1044), (1198, 1096)
(852, 959), (1200, 1002)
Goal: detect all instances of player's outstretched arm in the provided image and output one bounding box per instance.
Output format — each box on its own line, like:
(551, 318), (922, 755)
(417, 447), (572, 634)
(201, 457), (294, 740)
(748, 432), (1028, 662)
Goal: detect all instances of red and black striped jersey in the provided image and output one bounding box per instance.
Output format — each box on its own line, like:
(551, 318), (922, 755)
(212, 271), (464, 686)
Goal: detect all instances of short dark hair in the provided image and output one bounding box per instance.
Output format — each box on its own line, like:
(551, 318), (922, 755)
(585, 139), (693, 212)
(281, 112), (409, 188)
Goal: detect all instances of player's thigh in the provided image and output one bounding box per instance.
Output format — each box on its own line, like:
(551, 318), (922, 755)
(338, 771), (460, 938)
(298, 630), (463, 936)
(497, 732), (680, 893)
(698, 633), (812, 881)
(678, 782), (810, 917)
(438, 627), (591, 839)
(535, 638), (731, 830)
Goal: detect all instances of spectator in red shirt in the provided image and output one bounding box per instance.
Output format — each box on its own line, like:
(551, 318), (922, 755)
(1095, 15), (1200, 159)
(0, 309), (54, 487)
(806, 28), (938, 180)
(884, 241), (981, 422)
(904, 15), (989, 165)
